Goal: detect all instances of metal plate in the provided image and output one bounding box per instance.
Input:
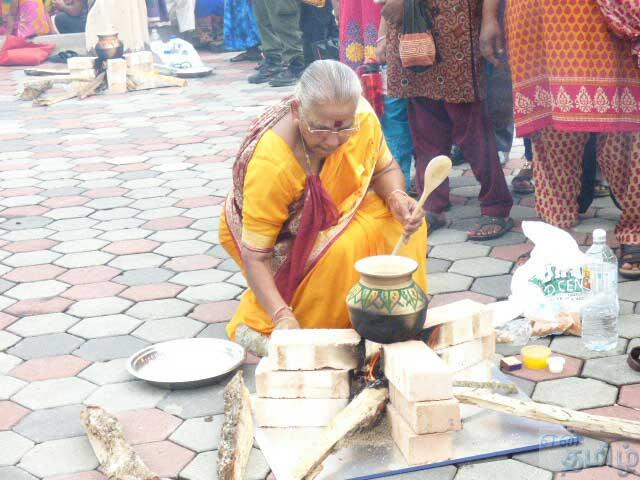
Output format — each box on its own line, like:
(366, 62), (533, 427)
(127, 338), (245, 389)
(255, 368), (580, 480)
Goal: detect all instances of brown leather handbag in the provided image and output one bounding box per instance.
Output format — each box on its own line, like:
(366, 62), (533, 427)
(399, 0), (437, 71)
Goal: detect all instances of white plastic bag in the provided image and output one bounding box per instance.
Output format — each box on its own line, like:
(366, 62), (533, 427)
(509, 221), (590, 336)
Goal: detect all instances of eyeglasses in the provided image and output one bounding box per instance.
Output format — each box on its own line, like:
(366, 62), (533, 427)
(301, 117), (359, 139)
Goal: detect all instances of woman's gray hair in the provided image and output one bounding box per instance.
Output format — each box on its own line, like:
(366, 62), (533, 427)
(294, 60), (362, 116)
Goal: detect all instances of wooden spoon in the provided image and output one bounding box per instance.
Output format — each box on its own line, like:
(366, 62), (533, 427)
(391, 155), (452, 256)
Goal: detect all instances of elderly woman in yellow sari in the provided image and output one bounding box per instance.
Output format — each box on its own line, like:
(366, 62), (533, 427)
(220, 60), (427, 340)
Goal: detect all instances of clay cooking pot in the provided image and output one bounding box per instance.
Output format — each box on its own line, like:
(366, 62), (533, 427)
(346, 255), (427, 344)
(95, 31), (124, 61)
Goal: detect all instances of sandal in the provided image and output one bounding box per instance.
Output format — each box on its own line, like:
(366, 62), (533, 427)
(468, 216), (514, 241)
(230, 48), (262, 63)
(594, 181), (611, 198)
(426, 212), (446, 233)
(49, 50), (78, 64)
(619, 244), (640, 279)
(512, 161), (534, 194)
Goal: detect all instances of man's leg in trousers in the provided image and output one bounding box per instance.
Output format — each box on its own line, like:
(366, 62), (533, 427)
(447, 101), (513, 218)
(253, 0), (282, 60)
(408, 97), (453, 214)
(266, 0), (303, 64)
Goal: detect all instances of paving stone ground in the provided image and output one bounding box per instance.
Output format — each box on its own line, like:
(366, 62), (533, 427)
(0, 50), (639, 480)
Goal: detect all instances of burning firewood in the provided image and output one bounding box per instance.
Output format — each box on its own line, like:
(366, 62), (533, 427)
(80, 405), (159, 480)
(218, 371), (254, 480)
(291, 386), (389, 480)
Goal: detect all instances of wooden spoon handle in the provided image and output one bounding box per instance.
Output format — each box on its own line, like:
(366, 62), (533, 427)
(390, 185), (431, 256)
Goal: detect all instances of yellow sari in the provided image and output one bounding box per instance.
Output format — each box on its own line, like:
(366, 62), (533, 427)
(220, 98), (427, 339)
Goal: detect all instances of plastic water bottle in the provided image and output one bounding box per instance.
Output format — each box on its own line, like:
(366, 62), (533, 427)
(149, 28), (164, 59)
(581, 228), (619, 351)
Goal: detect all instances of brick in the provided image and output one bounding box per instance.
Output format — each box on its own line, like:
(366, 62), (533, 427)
(383, 341), (453, 401)
(255, 358), (350, 399)
(252, 397), (348, 427)
(67, 56), (97, 70)
(268, 329), (360, 371)
(387, 403), (454, 466)
(106, 59), (127, 94)
(429, 316), (474, 350)
(425, 299), (490, 329)
(452, 360), (493, 382)
(437, 334), (495, 373)
(388, 383), (461, 434)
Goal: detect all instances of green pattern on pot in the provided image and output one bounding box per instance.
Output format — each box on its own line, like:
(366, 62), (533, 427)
(347, 281), (427, 315)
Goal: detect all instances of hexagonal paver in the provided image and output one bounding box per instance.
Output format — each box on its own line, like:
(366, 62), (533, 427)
(507, 354), (582, 382)
(69, 314), (142, 339)
(51, 239), (108, 254)
(13, 404), (85, 443)
(112, 267), (175, 286)
(554, 466), (640, 480)
(189, 300), (239, 324)
(0, 375), (27, 400)
(178, 283), (243, 304)
(171, 269), (232, 286)
(132, 317), (205, 343)
(455, 459), (551, 480)
(0, 466), (38, 480)
(608, 441), (640, 476)
(57, 266), (121, 285)
(67, 297), (133, 318)
(0, 353), (22, 375)
(179, 451), (218, 480)
(102, 239), (159, 255)
(471, 274), (513, 299)
(164, 254), (221, 272)
(426, 272), (473, 295)
(449, 257), (512, 277)
(550, 336), (628, 360)
(8, 313), (79, 337)
(109, 253), (167, 270)
(582, 355), (640, 386)
(114, 408), (182, 444)
(8, 333), (85, 360)
(12, 377), (97, 409)
(619, 315), (640, 339)
(126, 299), (194, 320)
(619, 384), (640, 409)
(120, 283), (185, 302)
(158, 382), (225, 419)
(0, 330), (20, 350)
(133, 440), (194, 478)
(74, 335), (149, 362)
(55, 251), (114, 268)
(429, 242), (490, 261)
(84, 381), (168, 412)
(154, 240), (210, 258)
(197, 323), (228, 340)
(4, 280), (69, 300)
(9, 355), (90, 382)
(532, 377), (618, 410)
(0, 431), (34, 465)
(619, 283), (640, 302)
(514, 436), (609, 472)
(3, 264), (66, 283)
(78, 358), (134, 385)
(18, 436), (99, 478)
(0, 400), (30, 430)
(62, 281), (127, 300)
(169, 415), (223, 452)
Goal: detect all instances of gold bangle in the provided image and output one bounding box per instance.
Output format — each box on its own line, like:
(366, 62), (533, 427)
(271, 305), (293, 320)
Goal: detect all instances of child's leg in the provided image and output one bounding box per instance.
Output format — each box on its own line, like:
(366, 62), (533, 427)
(382, 96), (414, 191)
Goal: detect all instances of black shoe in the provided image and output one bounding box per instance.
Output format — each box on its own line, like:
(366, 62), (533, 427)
(269, 59), (304, 87)
(451, 145), (465, 166)
(248, 56), (281, 84)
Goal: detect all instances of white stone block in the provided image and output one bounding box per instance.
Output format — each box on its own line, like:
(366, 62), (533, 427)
(252, 396), (348, 427)
(268, 329), (360, 371)
(67, 56), (97, 70)
(389, 382), (461, 434)
(106, 58), (127, 94)
(255, 357), (350, 399)
(437, 335), (495, 373)
(383, 340), (453, 402)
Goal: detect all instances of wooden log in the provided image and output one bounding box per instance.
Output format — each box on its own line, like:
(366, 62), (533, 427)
(291, 387), (389, 480)
(127, 72), (187, 91)
(454, 388), (640, 441)
(34, 90), (78, 107)
(24, 68), (70, 76)
(78, 72), (106, 100)
(235, 324), (269, 358)
(80, 405), (159, 480)
(218, 371), (254, 480)
(452, 381), (518, 394)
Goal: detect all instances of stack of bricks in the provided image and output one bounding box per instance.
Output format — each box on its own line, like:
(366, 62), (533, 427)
(383, 340), (460, 465)
(67, 56), (97, 93)
(252, 329), (360, 427)
(426, 299), (496, 382)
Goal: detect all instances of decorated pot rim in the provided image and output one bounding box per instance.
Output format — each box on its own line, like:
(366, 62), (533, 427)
(354, 255), (418, 279)
(97, 31), (119, 38)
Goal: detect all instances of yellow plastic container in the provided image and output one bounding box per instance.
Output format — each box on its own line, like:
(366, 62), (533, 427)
(521, 345), (552, 370)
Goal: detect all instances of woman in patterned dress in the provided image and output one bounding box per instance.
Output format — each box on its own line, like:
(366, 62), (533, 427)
(481, 0), (640, 278)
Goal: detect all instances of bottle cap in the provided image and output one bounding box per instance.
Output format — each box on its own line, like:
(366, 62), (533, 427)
(593, 229), (606, 243)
